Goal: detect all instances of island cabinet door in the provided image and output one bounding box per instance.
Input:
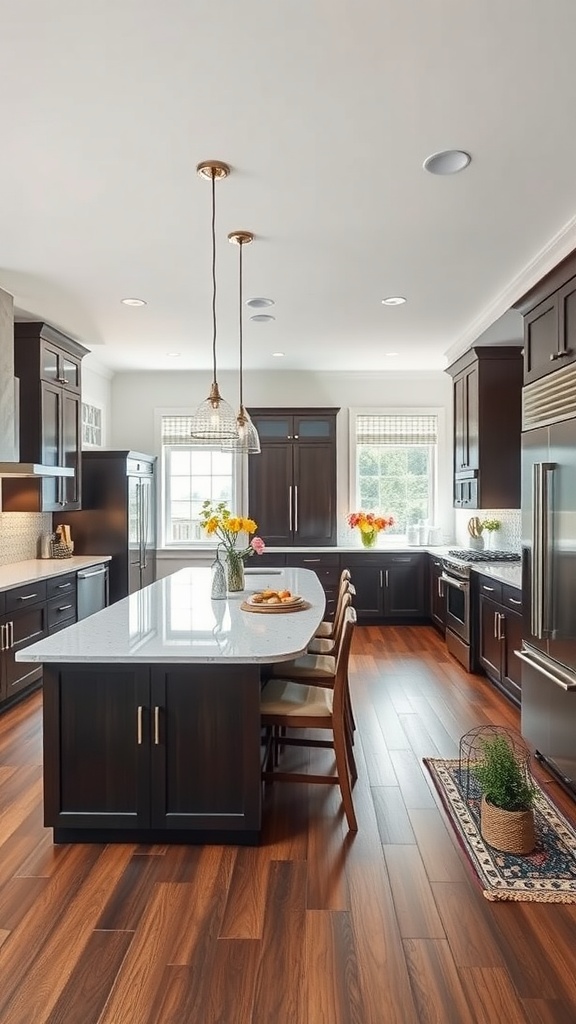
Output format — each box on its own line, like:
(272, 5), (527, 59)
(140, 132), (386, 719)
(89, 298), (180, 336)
(43, 665), (151, 829)
(149, 665), (262, 832)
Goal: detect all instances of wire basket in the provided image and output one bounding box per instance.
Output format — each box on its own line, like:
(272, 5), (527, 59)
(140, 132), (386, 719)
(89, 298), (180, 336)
(50, 540), (74, 559)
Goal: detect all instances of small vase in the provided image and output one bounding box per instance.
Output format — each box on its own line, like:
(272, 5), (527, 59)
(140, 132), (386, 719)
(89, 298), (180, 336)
(226, 550), (245, 592)
(360, 529), (378, 549)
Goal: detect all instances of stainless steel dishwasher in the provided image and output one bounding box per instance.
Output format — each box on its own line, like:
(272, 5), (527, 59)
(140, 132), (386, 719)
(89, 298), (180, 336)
(76, 564), (109, 620)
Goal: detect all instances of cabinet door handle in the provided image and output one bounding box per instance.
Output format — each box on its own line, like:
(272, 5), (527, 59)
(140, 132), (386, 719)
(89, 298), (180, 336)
(0, 624), (5, 652)
(385, 570), (389, 587)
(380, 570), (383, 588)
(550, 349), (573, 361)
(288, 485), (293, 532)
(437, 577), (444, 597)
(154, 706), (160, 745)
(18, 593), (38, 601)
(57, 376), (70, 384)
(294, 485), (298, 533)
(509, 597), (521, 606)
(8, 621), (14, 648)
(137, 705), (143, 745)
(493, 611), (499, 639)
(498, 613), (506, 641)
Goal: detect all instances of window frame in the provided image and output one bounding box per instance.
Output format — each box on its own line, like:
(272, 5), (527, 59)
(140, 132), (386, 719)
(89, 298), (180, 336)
(155, 408), (247, 549)
(349, 407), (443, 538)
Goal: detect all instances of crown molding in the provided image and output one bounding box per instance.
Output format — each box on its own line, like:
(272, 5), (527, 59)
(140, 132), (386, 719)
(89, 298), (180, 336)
(444, 211), (576, 366)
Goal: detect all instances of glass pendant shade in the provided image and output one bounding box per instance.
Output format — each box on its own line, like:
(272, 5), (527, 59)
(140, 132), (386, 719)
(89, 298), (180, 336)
(190, 160), (239, 445)
(222, 405), (261, 453)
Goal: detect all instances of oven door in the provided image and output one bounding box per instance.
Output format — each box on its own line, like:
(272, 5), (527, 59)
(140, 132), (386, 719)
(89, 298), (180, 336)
(441, 573), (470, 643)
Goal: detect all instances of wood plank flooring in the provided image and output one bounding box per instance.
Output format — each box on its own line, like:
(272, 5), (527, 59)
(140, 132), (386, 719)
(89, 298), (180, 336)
(1, 624), (575, 1023)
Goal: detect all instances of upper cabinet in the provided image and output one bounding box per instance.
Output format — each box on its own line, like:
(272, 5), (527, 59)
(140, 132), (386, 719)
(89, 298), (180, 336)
(446, 346), (522, 510)
(2, 322), (88, 512)
(515, 251), (576, 384)
(247, 408), (339, 546)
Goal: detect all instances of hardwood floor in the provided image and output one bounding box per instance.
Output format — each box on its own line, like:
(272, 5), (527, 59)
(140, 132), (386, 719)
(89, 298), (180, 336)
(1, 625), (575, 1023)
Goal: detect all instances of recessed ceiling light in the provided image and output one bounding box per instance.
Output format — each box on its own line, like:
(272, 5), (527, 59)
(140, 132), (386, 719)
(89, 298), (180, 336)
(423, 150), (471, 175)
(381, 296), (406, 306)
(272, 352), (285, 358)
(385, 352), (399, 357)
(246, 297), (275, 309)
(166, 352), (181, 358)
(121, 297), (147, 307)
(250, 314), (276, 323)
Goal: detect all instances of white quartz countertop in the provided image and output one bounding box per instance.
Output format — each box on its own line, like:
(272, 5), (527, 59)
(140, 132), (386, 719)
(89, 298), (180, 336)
(471, 564), (522, 589)
(18, 567), (326, 665)
(0, 556), (112, 592)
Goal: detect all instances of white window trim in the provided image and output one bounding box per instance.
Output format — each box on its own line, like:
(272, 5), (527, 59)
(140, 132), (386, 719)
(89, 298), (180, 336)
(154, 407), (248, 550)
(348, 406), (445, 536)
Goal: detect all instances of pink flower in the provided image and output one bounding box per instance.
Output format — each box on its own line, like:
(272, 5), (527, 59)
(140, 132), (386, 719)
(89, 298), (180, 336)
(251, 536), (266, 555)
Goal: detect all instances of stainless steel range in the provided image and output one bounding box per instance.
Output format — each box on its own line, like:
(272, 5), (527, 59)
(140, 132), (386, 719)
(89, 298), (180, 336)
(441, 550), (521, 670)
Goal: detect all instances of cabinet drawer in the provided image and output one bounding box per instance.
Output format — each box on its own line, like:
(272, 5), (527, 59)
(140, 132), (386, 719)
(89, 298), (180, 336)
(0, 591), (5, 616)
(5, 580), (47, 613)
(381, 553), (425, 568)
(47, 594), (77, 630)
(477, 577), (503, 604)
(285, 554), (340, 584)
(502, 585), (522, 612)
(250, 553), (286, 568)
(47, 573), (77, 599)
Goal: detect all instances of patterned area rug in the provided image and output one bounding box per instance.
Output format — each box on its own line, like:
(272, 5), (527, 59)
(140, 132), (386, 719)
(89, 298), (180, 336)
(424, 757), (576, 903)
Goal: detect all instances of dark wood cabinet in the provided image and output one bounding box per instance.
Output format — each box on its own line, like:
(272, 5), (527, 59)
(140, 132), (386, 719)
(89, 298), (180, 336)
(447, 346), (522, 509)
(515, 251), (576, 384)
(248, 409), (338, 546)
(0, 582), (47, 704)
(477, 576), (523, 706)
(43, 662), (261, 840)
(2, 322), (88, 512)
(429, 555), (446, 634)
(348, 553), (426, 623)
(286, 553), (340, 620)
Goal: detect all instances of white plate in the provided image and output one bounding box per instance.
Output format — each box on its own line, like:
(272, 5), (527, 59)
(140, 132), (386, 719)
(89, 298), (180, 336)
(248, 593), (303, 607)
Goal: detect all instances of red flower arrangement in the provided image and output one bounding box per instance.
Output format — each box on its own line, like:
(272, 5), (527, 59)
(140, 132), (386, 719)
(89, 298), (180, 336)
(347, 511), (394, 547)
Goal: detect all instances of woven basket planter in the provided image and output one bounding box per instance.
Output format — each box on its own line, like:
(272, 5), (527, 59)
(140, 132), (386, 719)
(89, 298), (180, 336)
(480, 795), (536, 855)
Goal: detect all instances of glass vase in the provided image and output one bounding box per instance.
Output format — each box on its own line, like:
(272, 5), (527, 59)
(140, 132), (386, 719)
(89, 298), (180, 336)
(360, 529), (378, 549)
(226, 550), (245, 592)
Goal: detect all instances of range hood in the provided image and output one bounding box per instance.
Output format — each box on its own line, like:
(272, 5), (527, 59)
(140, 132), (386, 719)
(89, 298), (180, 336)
(0, 288), (73, 478)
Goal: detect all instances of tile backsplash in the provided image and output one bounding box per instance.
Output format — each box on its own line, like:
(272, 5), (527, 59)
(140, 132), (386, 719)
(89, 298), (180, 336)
(0, 512), (52, 565)
(454, 509), (521, 552)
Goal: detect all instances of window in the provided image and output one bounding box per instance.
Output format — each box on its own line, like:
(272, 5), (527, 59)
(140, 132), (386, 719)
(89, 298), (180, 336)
(351, 412), (438, 535)
(161, 415), (236, 545)
(82, 402), (102, 447)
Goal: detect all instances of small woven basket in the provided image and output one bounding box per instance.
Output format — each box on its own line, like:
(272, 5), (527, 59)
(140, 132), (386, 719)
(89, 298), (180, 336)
(50, 540), (74, 559)
(480, 795), (535, 855)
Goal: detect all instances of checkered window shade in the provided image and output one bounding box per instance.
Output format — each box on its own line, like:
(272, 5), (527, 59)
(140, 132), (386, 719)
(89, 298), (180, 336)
(355, 414), (438, 446)
(161, 416), (197, 446)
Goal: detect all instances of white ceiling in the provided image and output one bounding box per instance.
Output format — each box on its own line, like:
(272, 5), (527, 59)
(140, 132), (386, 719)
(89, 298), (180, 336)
(1, 1), (576, 375)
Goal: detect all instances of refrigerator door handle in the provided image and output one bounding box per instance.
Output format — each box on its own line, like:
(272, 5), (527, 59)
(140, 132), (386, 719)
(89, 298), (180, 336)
(137, 481), (144, 570)
(142, 483), (148, 569)
(531, 462), (555, 639)
(516, 646), (576, 691)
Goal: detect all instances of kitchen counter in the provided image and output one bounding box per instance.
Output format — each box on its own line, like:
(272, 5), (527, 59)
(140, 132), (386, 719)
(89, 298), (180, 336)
(471, 564), (522, 589)
(19, 566), (324, 665)
(0, 556), (112, 592)
(18, 566), (327, 845)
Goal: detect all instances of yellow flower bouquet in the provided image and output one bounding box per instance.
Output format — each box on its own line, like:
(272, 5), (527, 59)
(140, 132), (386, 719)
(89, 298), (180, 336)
(200, 500), (265, 590)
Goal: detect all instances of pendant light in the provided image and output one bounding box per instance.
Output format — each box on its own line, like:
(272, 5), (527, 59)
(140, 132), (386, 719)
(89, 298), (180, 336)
(223, 230), (261, 454)
(190, 160), (239, 442)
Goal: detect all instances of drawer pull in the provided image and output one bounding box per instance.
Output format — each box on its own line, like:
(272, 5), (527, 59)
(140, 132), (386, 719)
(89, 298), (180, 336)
(18, 593), (38, 601)
(482, 586), (495, 592)
(303, 558), (321, 563)
(509, 597), (522, 606)
(57, 604), (73, 612)
(56, 582), (72, 590)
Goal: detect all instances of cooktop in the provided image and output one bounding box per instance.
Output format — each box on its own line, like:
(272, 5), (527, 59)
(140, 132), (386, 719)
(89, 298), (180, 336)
(447, 549), (521, 563)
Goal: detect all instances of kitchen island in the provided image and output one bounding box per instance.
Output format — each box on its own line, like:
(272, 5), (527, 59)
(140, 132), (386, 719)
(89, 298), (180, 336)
(19, 566), (325, 844)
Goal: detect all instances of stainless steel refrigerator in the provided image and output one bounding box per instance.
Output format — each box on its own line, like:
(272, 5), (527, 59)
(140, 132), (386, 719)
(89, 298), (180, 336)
(54, 450), (156, 605)
(519, 376), (576, 791)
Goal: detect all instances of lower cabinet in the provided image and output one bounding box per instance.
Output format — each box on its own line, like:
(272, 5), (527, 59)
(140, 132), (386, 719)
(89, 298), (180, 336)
(0, 583), (47, 704)
(349, 554), (427, 623)
(285, 553), (340, 620)
(477, 579), (523, 705)
(429, 555), (446, 634)
(43, 662), (262, 840)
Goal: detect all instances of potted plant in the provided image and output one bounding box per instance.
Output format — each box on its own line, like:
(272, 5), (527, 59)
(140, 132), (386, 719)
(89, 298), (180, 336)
(473, 735), (537, 854)
(481, 517), (501, 550)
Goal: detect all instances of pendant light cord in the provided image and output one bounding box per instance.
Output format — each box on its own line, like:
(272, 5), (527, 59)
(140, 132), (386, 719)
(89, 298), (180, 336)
(211, 170), (218, 385)
(238, 238), (244, 409)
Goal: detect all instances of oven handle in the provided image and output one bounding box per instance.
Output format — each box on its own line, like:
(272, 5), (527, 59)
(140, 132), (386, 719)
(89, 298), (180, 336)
(440, 573), (469, 591)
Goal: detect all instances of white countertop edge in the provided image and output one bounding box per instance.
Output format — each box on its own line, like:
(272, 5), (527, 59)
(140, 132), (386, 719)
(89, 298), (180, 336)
(30, 646), (311, 665)
(0, 556), (112, 592)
